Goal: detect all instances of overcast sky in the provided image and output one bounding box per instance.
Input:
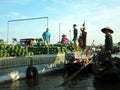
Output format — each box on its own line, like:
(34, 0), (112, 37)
(0, 0), (120, 45)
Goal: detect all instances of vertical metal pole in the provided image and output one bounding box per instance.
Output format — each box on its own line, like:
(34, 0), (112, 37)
(47, 17), (48, 29)
(59, 23), (61, 42)
(47, 17), (49, 54)
(69, 29), (71, 41)
(7, 22), (9, 44)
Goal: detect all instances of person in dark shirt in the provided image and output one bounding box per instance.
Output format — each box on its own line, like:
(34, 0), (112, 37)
(101, 26), (113, 52)
(79, 21), (87, 50)
(73, 24), (78, 51)
(80, 27), (87, 49)
(100, 27), (114, 67)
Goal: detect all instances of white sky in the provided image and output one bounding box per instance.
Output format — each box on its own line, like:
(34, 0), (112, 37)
(0, 0), (120, 45)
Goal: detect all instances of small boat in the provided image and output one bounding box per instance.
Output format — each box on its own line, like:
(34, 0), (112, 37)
(63, 51), (93, 77)
(92, 51), (120, 82)
(58, 51), (93, 86)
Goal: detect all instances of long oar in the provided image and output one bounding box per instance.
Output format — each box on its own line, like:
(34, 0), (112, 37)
(58, 58), (93, 86)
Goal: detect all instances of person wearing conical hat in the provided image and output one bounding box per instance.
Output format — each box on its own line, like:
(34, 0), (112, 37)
(61, 34), (69, 44)
(101, 26), (113, 51)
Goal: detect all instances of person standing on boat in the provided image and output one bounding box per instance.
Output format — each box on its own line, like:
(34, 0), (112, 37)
(101, 26), (113, 52)
(42, 28), (51, 46)
(72, 24), (78, 51)
(80, 21), (87, 50)
(97, 27), (114, 69)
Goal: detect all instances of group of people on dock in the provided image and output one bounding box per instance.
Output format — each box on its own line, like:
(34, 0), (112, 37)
(42, 22), (114, 52)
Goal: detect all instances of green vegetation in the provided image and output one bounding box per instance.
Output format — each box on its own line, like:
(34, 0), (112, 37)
(0, 43), (81, 57)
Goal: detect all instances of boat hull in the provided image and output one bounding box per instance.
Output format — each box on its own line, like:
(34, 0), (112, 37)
(92, 54), (120, 82)
(0, 53), (65, 83)
(0, 51), (83, 83)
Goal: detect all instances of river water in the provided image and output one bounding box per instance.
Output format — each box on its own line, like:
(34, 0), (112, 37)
(0, 69), (120, 90)
(0, 54), (120, 90)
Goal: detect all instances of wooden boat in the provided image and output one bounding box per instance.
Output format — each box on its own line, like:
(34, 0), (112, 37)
(62, 40), (95, 78)
(59, 52), (93, 86)
(63, 51), (93, 77)
(92, 51), (120, 82)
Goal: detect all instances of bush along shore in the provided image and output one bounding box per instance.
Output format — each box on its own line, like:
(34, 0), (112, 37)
(0, 43), (82, 57)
